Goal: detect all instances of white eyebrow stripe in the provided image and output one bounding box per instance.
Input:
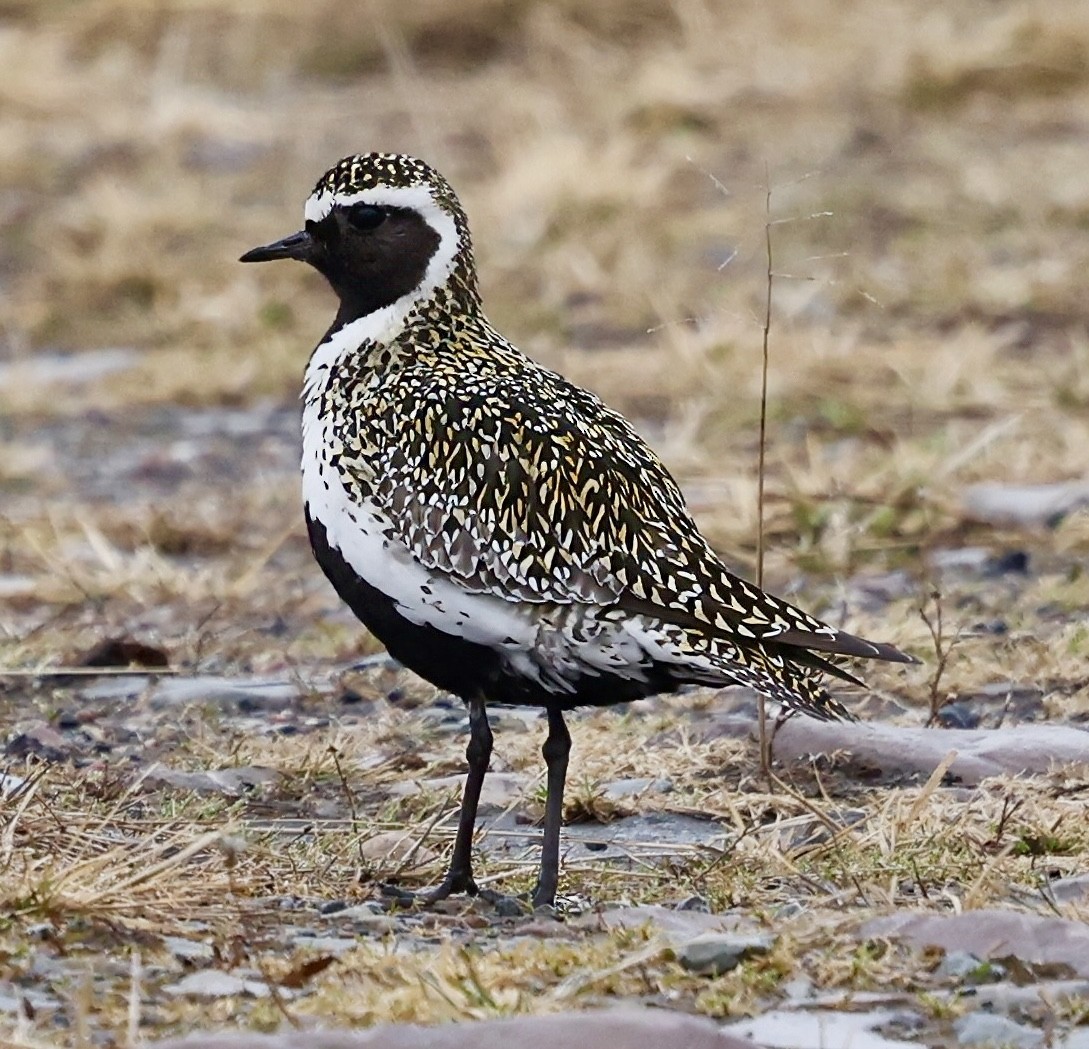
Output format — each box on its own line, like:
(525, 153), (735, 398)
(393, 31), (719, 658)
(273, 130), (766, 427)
(302, 183), (461, 336)
(304, 184), (444, 224)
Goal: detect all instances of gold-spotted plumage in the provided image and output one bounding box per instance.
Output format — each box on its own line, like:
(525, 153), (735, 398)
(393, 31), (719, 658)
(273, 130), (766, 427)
(241, 152), (916, 907)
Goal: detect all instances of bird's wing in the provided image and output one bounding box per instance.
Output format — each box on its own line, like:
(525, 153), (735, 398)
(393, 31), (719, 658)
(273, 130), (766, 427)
(357, 358), (911, 665)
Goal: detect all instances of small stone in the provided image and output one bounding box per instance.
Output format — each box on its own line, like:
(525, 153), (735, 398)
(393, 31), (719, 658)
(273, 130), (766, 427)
(357, 830), (438, 868)
(937, 703), (981, 730)
(0, 772), (27, 796)
(1049, 874), (1089, 903)
(953, 1012), (1042, 1048)
(674, 895), (711, 913)
(600, 777), (674, 801)
(289, 934), (358, 955)
(161, 936), (215, 963)
(773, 901), (805, 920)
(147, 676), (300, 712)
(677, 933), (774, 976)
(494, 896), (529, 918)
(936, 951), (1004, 984)
(162, 970), (268, 999)
(6, 722), (73, 762)
(142, 763), (282, 797)
(986, 550), (1029, 576)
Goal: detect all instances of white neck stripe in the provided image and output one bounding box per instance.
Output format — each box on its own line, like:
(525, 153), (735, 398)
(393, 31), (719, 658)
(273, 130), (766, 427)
(301, 184), (461, 369)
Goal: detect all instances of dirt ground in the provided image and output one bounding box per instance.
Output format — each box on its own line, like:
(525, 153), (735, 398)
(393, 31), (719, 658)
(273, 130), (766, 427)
(2, 1), (1089, 1046)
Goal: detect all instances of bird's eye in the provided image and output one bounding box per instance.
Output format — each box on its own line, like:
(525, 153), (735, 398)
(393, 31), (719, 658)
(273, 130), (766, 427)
(347, 204), (386, 232)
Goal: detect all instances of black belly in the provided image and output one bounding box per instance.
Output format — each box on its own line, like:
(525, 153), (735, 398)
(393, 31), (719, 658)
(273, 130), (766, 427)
(305, 508), (677, 710)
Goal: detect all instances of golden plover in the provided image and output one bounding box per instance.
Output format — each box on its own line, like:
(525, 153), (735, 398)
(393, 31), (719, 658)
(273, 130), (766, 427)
(240, 152), (915, 908)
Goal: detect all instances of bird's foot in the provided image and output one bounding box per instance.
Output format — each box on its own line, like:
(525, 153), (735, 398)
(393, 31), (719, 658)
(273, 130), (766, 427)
(379, 870), (478, 910)
(378, 880), (540, 918)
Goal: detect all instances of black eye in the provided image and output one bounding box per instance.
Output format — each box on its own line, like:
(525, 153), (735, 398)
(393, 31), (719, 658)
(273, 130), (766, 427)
(347, 204), (386, 232)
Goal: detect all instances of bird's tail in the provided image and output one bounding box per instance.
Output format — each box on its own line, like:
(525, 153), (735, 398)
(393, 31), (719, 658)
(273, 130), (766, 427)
(653, 622), (857, 721)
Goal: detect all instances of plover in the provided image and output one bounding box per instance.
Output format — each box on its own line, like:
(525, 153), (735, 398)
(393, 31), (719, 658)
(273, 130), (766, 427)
(240, 152), (915, 908)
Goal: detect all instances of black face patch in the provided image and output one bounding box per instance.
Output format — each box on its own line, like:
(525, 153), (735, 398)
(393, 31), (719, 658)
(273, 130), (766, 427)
(305, 205), (441, 326)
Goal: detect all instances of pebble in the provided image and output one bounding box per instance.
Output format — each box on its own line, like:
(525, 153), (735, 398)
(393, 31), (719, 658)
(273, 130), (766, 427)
(677, 933), (774, 976)
(937, 703), (982, 730)
(1049, 874), (1089, 903)
(600, 777), (674, 801)
(161, 936), (215, 963)
(162, 971), (270, 999)
(953, 1012), (1042, 1048)
(935, 951), (1002, 983)
(289, 934), (359, 956)
(674, 894), (711, 912)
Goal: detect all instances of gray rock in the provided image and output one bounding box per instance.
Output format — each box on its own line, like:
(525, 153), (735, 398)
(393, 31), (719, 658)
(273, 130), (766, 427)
(161, 936), (215, 963)
(151, 1007), (759, 1048)
(674, 895), (711, 912)
(773, 721), (1089, 786)
(953, 1012), (1041, 1048)
(862, 910), (1089, 978)
(963, 479), (1089, 527)
(726, 1008), (927, 1048)
(0, 985), (59, 1015)
(162, 971), (269, 998)
(1049, 874), (1089, 903)
(582, 905), (758, 946)
(147, 676), (302, 711)
(289, 934), (359, 956)
(677, 933), (774, 975)
(387, 772), (529, 811)
(600, 777), (674, 801)
(936, 951), (1004, 983)
(143, 763), (282, 796)
(561, 812), (729, 862)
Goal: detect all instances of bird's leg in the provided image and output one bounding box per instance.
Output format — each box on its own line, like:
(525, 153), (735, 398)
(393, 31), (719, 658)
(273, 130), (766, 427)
(424, 693), (492, 903)
(531, 708), (571, 909)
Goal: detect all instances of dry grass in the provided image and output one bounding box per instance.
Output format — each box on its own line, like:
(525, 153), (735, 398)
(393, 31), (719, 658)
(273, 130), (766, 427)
(3, 0), (1089, 1044)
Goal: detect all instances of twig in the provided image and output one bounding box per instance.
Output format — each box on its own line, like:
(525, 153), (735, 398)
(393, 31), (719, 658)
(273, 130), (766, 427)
(126, 950), (142, 1049)
(756, 162), (774, 779)
(918, 589), (965, 725)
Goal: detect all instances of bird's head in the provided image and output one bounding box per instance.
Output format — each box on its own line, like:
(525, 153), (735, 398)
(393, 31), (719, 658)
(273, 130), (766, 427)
(240, 152), (478, 326)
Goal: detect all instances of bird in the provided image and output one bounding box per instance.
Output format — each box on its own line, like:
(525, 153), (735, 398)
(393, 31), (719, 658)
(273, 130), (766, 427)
(240, 152), (916, 909)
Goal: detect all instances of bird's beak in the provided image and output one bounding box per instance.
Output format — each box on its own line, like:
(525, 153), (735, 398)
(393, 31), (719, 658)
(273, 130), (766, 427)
(239, 229), (314, 264)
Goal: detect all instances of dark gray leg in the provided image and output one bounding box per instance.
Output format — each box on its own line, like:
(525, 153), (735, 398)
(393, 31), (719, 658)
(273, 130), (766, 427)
(424, 694), (492, 902)
(532, 708), (571, 908)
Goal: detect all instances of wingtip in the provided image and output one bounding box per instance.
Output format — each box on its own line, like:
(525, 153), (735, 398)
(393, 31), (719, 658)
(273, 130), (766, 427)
(867, 640), (922, 665)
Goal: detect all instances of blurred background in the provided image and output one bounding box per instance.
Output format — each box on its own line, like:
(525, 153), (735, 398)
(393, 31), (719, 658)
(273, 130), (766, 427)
(1, 0), (1087, 703)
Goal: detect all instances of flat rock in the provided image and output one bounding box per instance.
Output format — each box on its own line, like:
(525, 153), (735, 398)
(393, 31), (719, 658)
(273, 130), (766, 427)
(953, 1012), (1041, 1047)
(162, 936), (215, 963)
(357, 829), (438, 868)
(147, 676), (303, 711)
(387, 772), (529, 811)
(143, 763), (282, 796)
(579, 904), (757, 946)
(289, 934), (359, 956)
(861, 909), (1089, 978)
(772, 721), (1089, 786)
(1049, 874), (1089, 903)
(677, 933), (774, 975)
(152, 1007), (758, 1048)
(560, 812), (728, 862)
(962, 479), (1089, 527)
(162, 970), (269, 998)
(600, 777), (674, 801)
(725, 1008), (926, 1049)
